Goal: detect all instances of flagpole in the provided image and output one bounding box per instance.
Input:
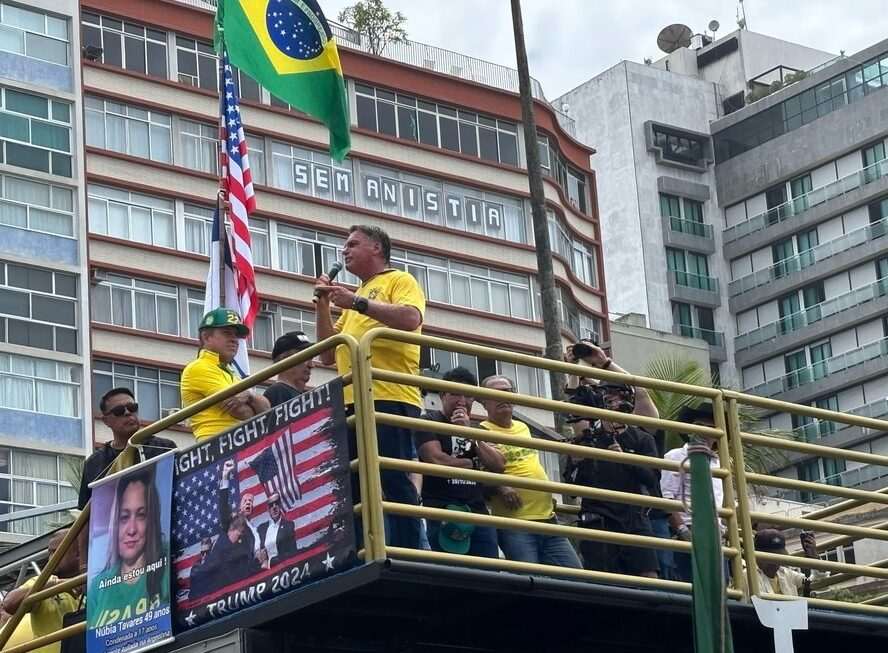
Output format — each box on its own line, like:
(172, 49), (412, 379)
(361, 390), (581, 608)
(217, 41), (228, 308)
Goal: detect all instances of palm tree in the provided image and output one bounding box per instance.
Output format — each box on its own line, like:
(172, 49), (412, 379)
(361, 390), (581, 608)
(645, 354), (794, 474)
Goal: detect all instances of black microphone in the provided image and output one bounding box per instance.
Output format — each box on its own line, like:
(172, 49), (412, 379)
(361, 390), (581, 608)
(313, 261), (343, 300)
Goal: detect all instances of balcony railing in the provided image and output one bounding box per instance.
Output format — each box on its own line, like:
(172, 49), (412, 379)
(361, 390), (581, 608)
(793, 398), (888, 443)
(735, 278), (888, 352)
(663, 215), (714, 239)
(671, 269), (719, 292)
(729, 219), (888, 296)
(746, 337), (888, 397)
(723, 158), (888, 243)
(673, 324), (725, 347)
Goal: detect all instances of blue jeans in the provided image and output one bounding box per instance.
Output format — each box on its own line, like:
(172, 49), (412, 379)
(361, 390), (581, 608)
(498, 523), (582, 568)
(427, 518), (499, 558)
(650, 515), (677, 580)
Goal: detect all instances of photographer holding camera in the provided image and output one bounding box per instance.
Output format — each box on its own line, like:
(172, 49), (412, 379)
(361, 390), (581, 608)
(564, 340), (663, 578)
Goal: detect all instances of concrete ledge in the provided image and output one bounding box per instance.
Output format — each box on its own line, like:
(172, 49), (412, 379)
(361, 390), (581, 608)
(657, 176), (712, 201)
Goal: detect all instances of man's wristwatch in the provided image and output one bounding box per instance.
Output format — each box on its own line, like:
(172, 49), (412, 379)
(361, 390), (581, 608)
(352, 295), (369, 314)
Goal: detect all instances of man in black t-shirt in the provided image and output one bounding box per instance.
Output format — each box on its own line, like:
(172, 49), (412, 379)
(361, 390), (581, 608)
(413, 367), (505, 557)
(264, 331), (314, 407)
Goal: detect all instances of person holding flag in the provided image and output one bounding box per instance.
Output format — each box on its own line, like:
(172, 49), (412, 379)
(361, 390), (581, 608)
(180, 308), (270, 441)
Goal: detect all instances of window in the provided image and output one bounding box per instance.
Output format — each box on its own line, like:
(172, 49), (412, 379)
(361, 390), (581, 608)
(652, 126), (706, 166)
(85, 96), (171, 163)
(809, 341), (832, 381)
(179, 119), (218, 173)
(183, 203), (213, 256)
(862, 140), (886, 183)
(555, 289), (601, 342)
(796, 228), (818, 268)
(771, 238), (795, 279)
(778, 292), (802, 334)
(667, 248), (714, 291)
(0, 87), (71, 177)
(354, 83), (519, 165)
(0, 448), (78, 536)
(765, 184), (787, 225)
(0, 261), (77, 353)
(81, 13), (167, 77)
(390, 248), (533, 320)
(0, 2), (68, 65)
(0, 352), (79, 417)
(0, 173), (73, 237)
(176, 36), (218, 91)
(422, 347), (546, 397)
(547, 212), (598, 288)
(790, 174), (812, 214)
(91, 272), (178, 335)
(271, 141), (354, 204)
(233, 68), (261, 103)
(92, 359), (179, 422)
(802, 281), (825, 324)
(249, 217), (269, 268)
(88, 184), (174, 248)
(784, 349), (810, 390)
(281, 307), (316, 341)
(247, 134), (266, 186)
(277, 225), (358, 285)
(715, 51), (888, 162)
(250, 312), (274, 352)
(185, 288), (204, 338)
(661, 193), (707, 237)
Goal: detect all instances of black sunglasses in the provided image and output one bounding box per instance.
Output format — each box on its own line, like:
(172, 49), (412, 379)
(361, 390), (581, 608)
(104, 402), (138, 417)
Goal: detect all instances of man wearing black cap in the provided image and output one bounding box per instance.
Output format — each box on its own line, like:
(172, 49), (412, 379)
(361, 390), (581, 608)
(565, 341), (663, 577)
(264, 331), (314, 407)
(660, 402), (724, 582)
(755, 528), (821, 596)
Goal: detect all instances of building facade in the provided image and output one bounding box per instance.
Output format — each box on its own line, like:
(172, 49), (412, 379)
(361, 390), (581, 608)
(0, 0), (605, 531)
(0, 0), (90, 544)
(712, 39), (888, 492)
(561, 28), (888, 493)
(557, 29), (834, 386)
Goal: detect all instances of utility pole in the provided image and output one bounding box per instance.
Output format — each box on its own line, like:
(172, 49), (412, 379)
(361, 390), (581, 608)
(510, 0), (566, 407)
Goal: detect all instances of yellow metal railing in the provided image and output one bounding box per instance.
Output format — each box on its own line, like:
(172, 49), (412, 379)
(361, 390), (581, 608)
(5, 329), (888, 652)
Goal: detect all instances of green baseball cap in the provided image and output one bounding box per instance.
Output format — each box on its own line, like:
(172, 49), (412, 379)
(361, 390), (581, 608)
(437, 504), (475, 555)
(198, 308), (250, 336)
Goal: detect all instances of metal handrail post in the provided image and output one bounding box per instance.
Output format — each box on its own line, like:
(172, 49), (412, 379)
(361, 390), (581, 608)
(725, 396), (760, 598)
(355, 333), (387, 561)
(713, 393), (748, 599)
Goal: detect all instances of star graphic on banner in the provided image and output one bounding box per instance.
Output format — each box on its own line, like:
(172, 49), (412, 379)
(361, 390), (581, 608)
(322, 552), (335, 571)
(185, 611), (197, 627)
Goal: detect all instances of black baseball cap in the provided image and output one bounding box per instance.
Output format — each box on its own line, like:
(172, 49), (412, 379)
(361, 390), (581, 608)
(272, 331), (313, 361)
(678, 402), (715, 424)
(754, 529), (788, 554)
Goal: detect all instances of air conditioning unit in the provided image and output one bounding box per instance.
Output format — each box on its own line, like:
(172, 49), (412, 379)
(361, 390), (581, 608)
(162, 407), (180, 418)
(89, 269), (106, 286)
(259, 302), (277, 314)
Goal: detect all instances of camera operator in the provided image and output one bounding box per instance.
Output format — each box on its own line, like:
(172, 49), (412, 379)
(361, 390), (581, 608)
(564, 341), (662, 578)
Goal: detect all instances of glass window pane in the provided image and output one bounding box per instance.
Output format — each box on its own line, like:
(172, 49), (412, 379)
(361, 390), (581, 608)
(5, 90), (47, 118)
(377, 101), (396, 136)
(440, 117), (459, 151)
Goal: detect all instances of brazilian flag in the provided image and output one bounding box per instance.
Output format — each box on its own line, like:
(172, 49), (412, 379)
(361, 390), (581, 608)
(214, 0), (350, 161)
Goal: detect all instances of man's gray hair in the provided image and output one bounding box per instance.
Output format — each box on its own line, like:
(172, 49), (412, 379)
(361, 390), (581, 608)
(481, 374), (515, 390)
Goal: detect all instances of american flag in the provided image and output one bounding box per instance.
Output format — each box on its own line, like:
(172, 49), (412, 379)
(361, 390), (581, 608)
(218, 51), (258, 330)
(172, 407), (342, 597)
(250, 430), (302, 508)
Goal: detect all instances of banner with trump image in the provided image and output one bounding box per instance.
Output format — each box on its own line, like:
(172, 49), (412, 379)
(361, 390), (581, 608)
(170, 378), (354, 629)
(86, 452), (175, 653)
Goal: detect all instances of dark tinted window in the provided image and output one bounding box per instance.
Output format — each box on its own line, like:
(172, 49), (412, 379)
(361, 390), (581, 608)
(439, 116), (459, 151)
(356, 94), (376, 130)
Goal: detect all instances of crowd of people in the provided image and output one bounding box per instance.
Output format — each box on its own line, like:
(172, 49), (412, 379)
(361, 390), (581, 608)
(0, 224), (826, 650)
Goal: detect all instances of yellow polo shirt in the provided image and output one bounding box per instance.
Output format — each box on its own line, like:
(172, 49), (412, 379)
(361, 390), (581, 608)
(13, 577), (79, 653)
(334, 269), (425, 406)
(481, 420), (555, 522)
(180, 349), (242, 441)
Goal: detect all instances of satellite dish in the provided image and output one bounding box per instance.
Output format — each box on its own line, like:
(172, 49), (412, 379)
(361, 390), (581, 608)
(657, 23), (693, 53)
(708, 19), (720, 33)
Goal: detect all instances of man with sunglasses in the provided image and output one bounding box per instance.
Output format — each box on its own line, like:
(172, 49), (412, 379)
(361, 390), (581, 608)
(78, 388), (176, 510)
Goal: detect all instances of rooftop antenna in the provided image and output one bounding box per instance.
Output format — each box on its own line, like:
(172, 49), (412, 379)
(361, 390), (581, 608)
(708, 19), (720, 38)
(657, 23), (693, 54)
(736, 0), (748, 30)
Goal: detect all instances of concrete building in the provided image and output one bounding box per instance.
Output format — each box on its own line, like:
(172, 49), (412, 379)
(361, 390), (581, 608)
(560, 27), (888, 493)
(7, 0), (605, 526)
(712, 39), (888, 492)
(0, 0), (90, 544)
(557, 29), (834, 385)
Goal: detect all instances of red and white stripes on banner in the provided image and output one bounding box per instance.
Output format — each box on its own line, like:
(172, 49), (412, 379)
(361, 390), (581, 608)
(219, 54), (258, 328)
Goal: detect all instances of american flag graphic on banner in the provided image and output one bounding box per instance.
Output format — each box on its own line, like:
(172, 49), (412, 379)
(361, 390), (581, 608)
(171, 381), (354, 629)
(218, 51), (258, 329)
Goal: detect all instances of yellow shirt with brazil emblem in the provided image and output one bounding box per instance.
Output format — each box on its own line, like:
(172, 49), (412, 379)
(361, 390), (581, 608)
(180, 349), (242, 441)
(334, 269), (425, 406)
(481, 419), (555, 521)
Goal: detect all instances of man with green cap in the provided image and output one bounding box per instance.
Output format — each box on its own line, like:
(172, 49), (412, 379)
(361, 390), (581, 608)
(180, 308), (270, 441)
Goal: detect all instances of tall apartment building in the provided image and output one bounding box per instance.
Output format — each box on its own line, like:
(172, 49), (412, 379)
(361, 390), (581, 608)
(0, 0), (91, 544)
(557, 29), (834, 384)
(712, 40), (888, 493)
(561, 28), (888, 495)
(0, 0), (604, 528)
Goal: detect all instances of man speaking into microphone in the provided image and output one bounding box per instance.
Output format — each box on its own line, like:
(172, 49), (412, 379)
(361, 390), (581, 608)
(314, 224), (426, 549)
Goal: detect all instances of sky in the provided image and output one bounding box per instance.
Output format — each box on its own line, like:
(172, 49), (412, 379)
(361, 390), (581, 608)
(323, 0), (885, 100)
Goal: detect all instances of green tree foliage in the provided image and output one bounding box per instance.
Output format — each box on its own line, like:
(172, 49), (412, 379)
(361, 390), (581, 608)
(338, 0), (407, 56)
